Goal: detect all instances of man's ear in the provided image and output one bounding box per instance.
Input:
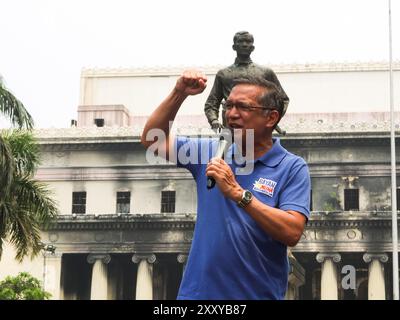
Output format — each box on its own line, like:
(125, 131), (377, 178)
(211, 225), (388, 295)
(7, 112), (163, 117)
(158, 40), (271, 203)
(265, 110), (280, 129)
(232, 44), (237, 51)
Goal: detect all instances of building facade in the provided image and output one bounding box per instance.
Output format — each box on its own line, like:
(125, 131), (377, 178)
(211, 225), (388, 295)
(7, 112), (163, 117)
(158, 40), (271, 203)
(0, 62), (399, 300)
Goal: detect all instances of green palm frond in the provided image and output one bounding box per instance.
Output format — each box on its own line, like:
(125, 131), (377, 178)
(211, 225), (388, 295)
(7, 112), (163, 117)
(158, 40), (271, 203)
(0, 175), (58, 261)
(0, 203), (10, 258)
(0, 135), (15, 193)
(12, 175), (58, 225)
(0, 80), (34, 129)
(0, 78), (58, 261)
(2, 130), (40, 176)
(8, 208), (42, 261)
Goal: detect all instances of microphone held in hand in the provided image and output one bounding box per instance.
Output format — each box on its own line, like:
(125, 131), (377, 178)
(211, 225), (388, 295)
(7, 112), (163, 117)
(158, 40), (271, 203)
(207, 130), (231, 189)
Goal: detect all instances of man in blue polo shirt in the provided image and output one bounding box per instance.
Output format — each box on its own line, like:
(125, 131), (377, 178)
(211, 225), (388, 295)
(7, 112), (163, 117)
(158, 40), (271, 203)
(141, 70), (310, 300)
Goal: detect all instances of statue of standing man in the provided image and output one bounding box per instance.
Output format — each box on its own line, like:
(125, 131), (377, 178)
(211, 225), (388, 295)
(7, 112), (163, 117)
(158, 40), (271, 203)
(204, 31), (289, 134)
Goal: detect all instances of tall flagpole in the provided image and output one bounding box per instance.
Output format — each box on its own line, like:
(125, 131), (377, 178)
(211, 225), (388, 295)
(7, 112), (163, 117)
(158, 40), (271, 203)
(389, 0), (399, 301)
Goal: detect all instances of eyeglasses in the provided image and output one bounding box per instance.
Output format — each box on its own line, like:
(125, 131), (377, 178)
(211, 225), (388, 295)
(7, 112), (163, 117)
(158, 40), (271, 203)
(222, 101), (274, 113)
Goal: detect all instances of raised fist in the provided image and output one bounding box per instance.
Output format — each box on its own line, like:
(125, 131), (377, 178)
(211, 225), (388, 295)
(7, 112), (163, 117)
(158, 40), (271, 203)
(175, 70), (207, 96)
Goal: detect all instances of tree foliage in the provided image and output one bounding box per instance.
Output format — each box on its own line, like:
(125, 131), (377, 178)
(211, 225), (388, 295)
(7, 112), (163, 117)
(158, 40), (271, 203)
(0, 77), (33, 129)
(0, 76), (58, 261)
(0, 272), (51, 300)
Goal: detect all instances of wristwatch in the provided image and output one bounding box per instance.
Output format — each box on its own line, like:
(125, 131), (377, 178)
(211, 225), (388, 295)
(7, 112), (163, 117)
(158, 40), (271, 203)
(237, 190), (253, 208)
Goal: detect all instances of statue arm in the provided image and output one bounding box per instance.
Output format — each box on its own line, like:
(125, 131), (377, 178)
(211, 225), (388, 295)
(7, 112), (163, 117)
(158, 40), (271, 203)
(204, 74), (223, 126)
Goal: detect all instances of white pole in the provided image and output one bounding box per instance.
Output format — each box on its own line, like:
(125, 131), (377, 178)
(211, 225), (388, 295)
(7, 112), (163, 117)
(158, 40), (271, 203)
(389, 0), (399, 301)
(43, 252), (46, 291)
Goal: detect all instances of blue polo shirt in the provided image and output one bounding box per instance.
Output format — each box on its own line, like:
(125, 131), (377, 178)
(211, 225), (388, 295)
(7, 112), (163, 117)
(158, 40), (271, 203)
(175, 136), (310, 300)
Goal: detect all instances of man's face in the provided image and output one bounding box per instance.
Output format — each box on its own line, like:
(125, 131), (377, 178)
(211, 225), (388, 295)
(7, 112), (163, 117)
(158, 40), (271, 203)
(233, 35), (254, 56)
(224, 84), (270, 142)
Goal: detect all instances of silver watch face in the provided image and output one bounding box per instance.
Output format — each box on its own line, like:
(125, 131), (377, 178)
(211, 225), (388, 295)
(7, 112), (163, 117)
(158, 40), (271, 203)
(243, 190), (252, 202)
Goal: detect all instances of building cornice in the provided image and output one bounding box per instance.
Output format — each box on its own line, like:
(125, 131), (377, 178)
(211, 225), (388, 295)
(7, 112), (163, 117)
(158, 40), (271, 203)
(45, 211), (398, 231)
(35, 165), (192, 181)
(307, 211), (396, 228)
(281, 133), (396, 148)
(47, 213), (196, 231)
(34, 131), (399, 152)
(81, 61), (400, 77)
(307, 163), (400, 178)
(35, 163), (400, 182)
(294, 211), (399, 252)
(44, 212), (398, 253)
(34, 127), (141, 144)
(32, 111), (400, 141)
(78, 104), (131, 113)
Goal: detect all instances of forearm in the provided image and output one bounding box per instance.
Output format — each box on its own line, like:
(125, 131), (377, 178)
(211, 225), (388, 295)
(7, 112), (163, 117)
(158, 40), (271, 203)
(246, 198), (304, 246)
(141, 88), (188, 148)
(207, 159), (305, 246)
(231, 189), (305, 247)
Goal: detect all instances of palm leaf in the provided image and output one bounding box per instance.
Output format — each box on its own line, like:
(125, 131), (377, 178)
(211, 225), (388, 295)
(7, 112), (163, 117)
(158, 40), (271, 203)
(1, 130), (40, 176)
(0, 78), (58, 261)
(0, 80), (34, 129)
(12, 175), (58, 225)
(0, 135), (15, 193)
(0, 175), (58, 261)
(8, 207), (42, 261)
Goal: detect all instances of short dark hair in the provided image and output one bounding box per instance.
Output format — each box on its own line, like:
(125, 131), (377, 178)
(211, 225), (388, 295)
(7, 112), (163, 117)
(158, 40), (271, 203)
(232, 77), (286, 118)
(233, 31), (254, 44)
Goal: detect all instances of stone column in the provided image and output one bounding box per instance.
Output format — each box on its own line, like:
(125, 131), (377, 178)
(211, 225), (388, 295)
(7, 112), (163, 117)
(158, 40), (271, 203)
(132, 254), (156, 300)
(363, 253), (388, 300)
(43, 252), (62, 300)
(316, 253), (341, 300)
(87, 254), (111, 300)
(177, 254), (188, 276)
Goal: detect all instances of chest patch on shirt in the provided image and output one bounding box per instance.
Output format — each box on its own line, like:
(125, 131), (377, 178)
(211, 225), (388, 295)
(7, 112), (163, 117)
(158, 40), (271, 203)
(253, 178), (277, 197)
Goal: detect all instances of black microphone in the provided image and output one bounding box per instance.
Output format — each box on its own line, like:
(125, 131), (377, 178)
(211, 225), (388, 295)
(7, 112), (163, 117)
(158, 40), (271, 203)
(207, 130), (231, 189)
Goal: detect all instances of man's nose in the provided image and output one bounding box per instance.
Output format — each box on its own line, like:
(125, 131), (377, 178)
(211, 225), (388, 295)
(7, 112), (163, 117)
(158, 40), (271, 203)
(227, 107), (240, 118)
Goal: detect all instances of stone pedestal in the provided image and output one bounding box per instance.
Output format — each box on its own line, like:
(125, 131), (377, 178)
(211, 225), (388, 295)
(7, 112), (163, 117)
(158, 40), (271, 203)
(316, 253), (341, 300)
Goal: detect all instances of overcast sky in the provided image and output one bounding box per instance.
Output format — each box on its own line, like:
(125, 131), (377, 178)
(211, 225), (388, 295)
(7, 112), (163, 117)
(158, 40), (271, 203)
(0, 0), (399, 128)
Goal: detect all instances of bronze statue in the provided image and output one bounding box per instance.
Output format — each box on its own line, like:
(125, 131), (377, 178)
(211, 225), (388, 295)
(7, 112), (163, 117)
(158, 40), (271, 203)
(204, 31), (289, 134)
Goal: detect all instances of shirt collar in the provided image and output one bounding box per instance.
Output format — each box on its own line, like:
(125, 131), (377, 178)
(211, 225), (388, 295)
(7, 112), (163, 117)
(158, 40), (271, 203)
(234, 57), (253, 66)
(256, 138), (287, 167)
(229, 138), (287, 168)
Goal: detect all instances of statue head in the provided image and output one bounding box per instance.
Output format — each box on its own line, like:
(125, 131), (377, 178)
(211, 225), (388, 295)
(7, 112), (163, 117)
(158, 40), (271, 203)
(232, 31), (255, 56)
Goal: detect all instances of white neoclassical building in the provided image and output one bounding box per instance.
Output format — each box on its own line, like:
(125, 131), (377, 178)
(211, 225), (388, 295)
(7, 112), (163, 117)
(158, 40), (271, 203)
(0, 62), (399, 300)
